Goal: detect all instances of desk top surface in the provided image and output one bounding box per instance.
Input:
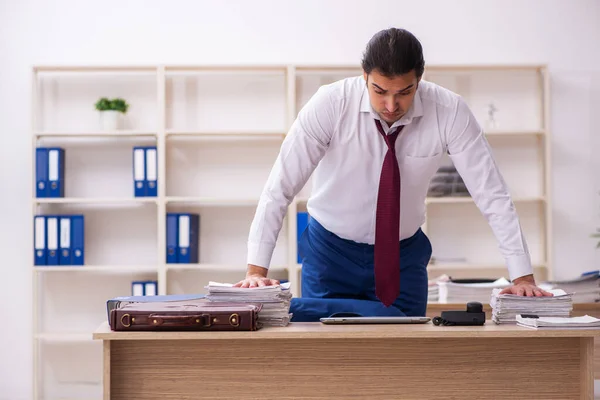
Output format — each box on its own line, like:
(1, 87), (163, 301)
(93, 320), (600, 341)
(427, 302), (600, 311)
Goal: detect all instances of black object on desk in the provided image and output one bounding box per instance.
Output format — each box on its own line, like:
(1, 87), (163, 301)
(432, 302), (486, 326)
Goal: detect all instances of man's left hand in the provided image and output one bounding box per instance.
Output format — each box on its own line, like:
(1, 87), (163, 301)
(498, 274), (553, 297)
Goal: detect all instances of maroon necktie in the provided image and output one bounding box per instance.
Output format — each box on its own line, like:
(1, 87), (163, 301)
(374, 119), (403, 307)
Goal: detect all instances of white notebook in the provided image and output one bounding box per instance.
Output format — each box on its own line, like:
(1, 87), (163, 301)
(516, 314), (600, 329)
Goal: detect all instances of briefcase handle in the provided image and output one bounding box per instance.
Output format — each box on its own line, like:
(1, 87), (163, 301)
(147, 313), (212, 327)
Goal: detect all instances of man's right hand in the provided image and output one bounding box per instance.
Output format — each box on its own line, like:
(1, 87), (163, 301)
(233, 264), (280, 288)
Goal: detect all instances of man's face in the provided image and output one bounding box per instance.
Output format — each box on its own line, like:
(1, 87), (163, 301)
(363, 69), (420, 125)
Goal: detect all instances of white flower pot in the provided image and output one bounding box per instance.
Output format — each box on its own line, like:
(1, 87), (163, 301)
(99, 110), (122, 131)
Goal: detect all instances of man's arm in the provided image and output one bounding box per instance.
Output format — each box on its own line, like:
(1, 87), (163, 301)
(444, 97), (551, 296)
(236, 86), (338, 287)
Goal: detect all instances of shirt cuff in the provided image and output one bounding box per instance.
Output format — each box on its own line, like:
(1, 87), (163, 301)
(505, 253), (534, 282)
(246, 241), (276, 270)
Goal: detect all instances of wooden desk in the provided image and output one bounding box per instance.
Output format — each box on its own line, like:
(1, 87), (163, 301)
(427, 302), (600, 380)
(94, 321), (600, 399)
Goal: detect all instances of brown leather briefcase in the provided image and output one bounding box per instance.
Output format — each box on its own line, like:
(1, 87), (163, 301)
(110, 299), (262, 331)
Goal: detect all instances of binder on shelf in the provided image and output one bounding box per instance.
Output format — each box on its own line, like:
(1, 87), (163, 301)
(71, 215), (85, 266)
(145, 146), (157, 197)
(59, 216), (71, 265)
(34, 216), (46, 265)
(133, 147), (146, 197)
(144, 281), (157, 296)
(166, 213), (178, 264)
(131, 280), (158, 296)
(46, 216), (59, 265)
(132, 281), (144, 296)
(47, 147), (65, 198)
(177, 213), (200, 264)
(35, 148), (48, 198)
(297, 211), (310, 263)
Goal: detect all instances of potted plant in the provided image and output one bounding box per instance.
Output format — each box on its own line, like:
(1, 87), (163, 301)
(95, 97), (129, 130)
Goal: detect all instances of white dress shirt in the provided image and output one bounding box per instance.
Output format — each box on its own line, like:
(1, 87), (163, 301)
(247, 76), (532, 281)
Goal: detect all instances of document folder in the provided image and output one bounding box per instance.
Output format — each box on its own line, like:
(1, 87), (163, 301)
(47, 148), (65, 198)
(59, 216), (71, 265)
(177, 213), (200, 263)
(145, 146), (157, 197)
(34, 216), (46, 265)
(35, 148), (48, 198)
(46, 216), (59, 265)
(166, 213), (178, 263)
(133, 147), (146, 197)
(71, 215), (84, 265)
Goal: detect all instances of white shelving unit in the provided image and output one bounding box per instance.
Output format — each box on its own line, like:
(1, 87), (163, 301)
(31, 64), (551, 399)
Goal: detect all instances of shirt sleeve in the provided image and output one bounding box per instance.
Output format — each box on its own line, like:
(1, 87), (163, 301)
(246, 86), (337, 269)
(445, 96), (533, 281)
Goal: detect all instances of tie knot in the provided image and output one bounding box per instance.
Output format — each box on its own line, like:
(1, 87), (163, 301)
(374, 119), (403, 149)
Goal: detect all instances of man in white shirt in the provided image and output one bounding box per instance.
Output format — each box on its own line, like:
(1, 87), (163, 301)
(235, 28), (552, 321)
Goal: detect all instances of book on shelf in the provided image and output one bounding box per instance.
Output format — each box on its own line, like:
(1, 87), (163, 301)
(132, 146), (157, 197)
(36, 147), (65, 198)
(34, 214), (84, 266)
(165, 213), (200, 264)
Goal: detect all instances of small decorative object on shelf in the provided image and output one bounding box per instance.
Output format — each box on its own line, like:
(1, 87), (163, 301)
(95, 97), (129, 130)
(485, 102), (499, 130)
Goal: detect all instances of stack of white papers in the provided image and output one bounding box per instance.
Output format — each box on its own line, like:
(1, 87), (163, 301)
(438, 277), (511, 304)
(490, 288), (573, 324)
(428, 283), (439, 303)
(427, 274), (449, 303)
(516, 315), (600, 329)
(205, 281), (293, 327)
(542, 272), (600, 303)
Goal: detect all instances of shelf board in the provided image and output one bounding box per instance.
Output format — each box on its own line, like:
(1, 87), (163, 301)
(167, 263), (287, 272)
(166, 130), (285, 140)
(295, 66), (362, 76)
(34, 197), (157, 205)
(35, 332), (94, 342)
(428, 263), (546, 271)
(485, 129), (545, 137)
(166, 197), (259, 207)
(296, 197), (545, 205)
(34, 65), (157, 73)
(34, 265), (157, 273)
(34, 130), (157, 138)
(165, 65), (287, 74)
(425, 196), (545, 204)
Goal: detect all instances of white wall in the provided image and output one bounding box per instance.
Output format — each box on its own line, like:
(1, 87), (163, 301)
(1, 0), (599, 398)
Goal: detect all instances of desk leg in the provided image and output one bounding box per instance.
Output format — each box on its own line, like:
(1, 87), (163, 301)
(582, 337), (593, 400)
(103, 340), (110, 400)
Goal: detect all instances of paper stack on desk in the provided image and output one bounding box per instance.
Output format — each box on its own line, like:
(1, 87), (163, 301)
(516, 315), (600, 329)
(490, 288), (573, 324)
(205, 281), (293, 327)
(541, 272), (600, 303)
(438, 277), (511, 303)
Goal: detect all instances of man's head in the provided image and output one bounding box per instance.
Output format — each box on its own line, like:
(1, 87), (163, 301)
(361, 28), (424, 125)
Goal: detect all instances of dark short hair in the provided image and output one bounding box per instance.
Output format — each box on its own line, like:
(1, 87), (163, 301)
(361, 28), (425, 78)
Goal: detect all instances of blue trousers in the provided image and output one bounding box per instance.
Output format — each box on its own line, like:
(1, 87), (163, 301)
(290, 218), (432, 322)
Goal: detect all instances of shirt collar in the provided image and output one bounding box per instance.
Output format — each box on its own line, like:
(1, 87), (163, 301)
(359, 81), (424, 127)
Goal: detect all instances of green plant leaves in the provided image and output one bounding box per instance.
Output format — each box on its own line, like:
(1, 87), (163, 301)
(95, 97), (129, 113)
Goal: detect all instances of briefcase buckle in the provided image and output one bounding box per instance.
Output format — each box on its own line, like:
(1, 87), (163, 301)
(120, 313), (132, 328)
(201, 313), (211, 327)
(229, 313), (240, 327)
